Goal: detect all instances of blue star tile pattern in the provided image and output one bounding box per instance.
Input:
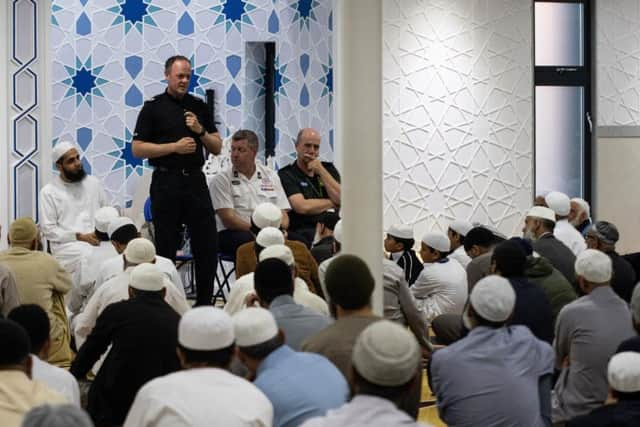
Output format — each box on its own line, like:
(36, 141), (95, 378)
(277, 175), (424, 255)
(188, 60), (212, 97)
(274, 62), (290, 103)
(76, 12), (91, 36)
(178, 11), (194, 35)
(211, 0), (257, 32)
(109, 128), (148, 177)
(77, 127), (92, 151)
(226, 55), (241, 78)
(320, 55), (333, 104)
(108, 0), (162, 33)
(61, 57), (108, 107)
(292, 0), (318, 29)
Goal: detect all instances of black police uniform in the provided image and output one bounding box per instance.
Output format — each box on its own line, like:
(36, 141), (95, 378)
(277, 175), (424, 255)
(278, 161), (341, 245)
(133, 90), (217, 306)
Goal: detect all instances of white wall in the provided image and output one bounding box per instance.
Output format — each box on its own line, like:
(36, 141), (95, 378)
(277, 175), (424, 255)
(382, 0), (533, 240)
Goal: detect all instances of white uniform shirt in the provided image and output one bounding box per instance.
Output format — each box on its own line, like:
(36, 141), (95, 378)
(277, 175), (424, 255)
(209, 162), (290, 231)
(412, 258), (468, 322)
(554, 219), (587, 256)
(224, 273), (328, 316)
(31, 355), (80, 405)
(94, 254), (185, 297)
(124, 368), (274, 427)
(39, 175), (108, 285)
(449, 246), (471, 269)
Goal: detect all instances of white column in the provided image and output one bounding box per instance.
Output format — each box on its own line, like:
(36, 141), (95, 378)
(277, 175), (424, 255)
(335, 0), (383, 314)
(1, 1), (10, 248)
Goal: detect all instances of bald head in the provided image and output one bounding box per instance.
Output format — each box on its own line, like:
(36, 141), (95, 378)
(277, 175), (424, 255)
(295, 128), (321, 166)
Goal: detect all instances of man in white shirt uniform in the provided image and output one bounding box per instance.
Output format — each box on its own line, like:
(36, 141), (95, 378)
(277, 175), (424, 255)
(545, 191), (587, 256)
(68, 206), (120, 314)
(124, 307), (274, 427)
(8, 304), (80, 405)
(447, 220), (473, 269)
(209, 129), (290, 256)
(94, 217), (184, 296)
(39, 141), (108, 288)
(225, 228), (328, 316)
(412, 232), (468, 323)
(75, 238), (189, 349)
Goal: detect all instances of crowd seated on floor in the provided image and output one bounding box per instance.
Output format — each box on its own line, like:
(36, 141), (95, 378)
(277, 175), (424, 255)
(3, 160), (640, 427)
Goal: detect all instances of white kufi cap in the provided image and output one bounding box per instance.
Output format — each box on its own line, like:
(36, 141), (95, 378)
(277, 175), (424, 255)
(259, 244), (294, 266)
(545, 191), (571, 216)
(352, 320), (420, 387)
(232, 307), (278, 347)
(608, 352), (640, 393)
(386, 224), (413, 240)
(449, 220), (473, 237)
(575, 249), (612, 283)
(129, 263), (165, 292)
(256, 227), (285, 248)
(94, 207), (119, 233)
(124, 238), (156, 264)
(52, 141), (76, 163)
(470, 275), (516, 322)
(252, 203), (282, 230)
(333, 219), (343, 244)
(526, 206), (556, 223)
(421, 232), (450, 253)
(108, 216), (136, 239)
(179, 307), (234, 351)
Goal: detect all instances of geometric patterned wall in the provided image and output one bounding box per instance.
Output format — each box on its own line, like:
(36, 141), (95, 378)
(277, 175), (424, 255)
(10, 0), (44, 221)
(383, 0), (533, 239)
(49, 0), (333, 208)
(597, 0), (640, 126)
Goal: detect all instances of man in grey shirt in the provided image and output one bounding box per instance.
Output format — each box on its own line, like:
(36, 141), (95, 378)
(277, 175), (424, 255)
(552, 249), (635, 423)
(252, 253), (331, 351)
(431, 275), (554, 427)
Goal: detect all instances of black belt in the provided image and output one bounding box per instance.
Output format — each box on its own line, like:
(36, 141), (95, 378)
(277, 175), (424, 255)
(154, 166), (202, 176)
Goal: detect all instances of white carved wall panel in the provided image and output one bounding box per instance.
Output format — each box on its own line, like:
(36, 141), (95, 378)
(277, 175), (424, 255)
(383, 0), (533, 239)
(597, 0), (640, 126)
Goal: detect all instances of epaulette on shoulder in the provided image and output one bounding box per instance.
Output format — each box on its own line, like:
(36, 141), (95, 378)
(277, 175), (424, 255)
(144, 96), (156, 103)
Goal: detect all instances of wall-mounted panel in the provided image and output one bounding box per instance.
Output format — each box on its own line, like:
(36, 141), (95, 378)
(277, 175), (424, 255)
(383, 0), (533, 238)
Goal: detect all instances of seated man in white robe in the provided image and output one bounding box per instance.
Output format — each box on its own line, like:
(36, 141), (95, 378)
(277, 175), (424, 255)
(39, 141), (108, 287)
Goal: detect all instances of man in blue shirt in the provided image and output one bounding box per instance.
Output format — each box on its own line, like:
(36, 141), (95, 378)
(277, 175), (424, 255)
(233, 307), (348, 427)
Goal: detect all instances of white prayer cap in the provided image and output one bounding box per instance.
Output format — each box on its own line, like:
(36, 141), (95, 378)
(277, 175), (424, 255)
(608, 352), (640, 393)
(232, 307), (278, 347)
(259, 244), (294, 266)
(545, 191), (571, 216)
(631, 284), (640, 323)
(470, 275), (516, 322)
(94, 207), (119, 233)
(352, 320), (420, 387)
(179, 307), (234, 351)
(449, 220), (473, 237)
(526, 206), (556, 223)
(108, 216), (136, 239)
(52, 141), (76, 163)
(386, 224), (413, 240)
(333, 220), (343, 243)
(256, 227), (284, 248)
(421, 232), (450, 253)
(252, 203), (282, 230)
(571, 197), (591, 217)
(575, 249), (612, 283)
(129, 263), (165, 292)
(123, 238), (156, 265)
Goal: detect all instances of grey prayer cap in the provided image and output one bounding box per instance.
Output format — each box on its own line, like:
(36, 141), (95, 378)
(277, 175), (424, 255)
(590, 221), (619, 245)
(22, 404), (94, 427)
(352, 320), (420, 387)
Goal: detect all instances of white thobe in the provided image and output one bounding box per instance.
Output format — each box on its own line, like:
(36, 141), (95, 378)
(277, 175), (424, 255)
(554, 219), (587, 256)
(412, 258), (468, 322)
(94, 254), (185, 296)
(68, 241), (119, 313)
(39, 175), (108, 286)
(224, 273), (328, 316)
(31, 355), (80, 405)
(124, 368), (273, 427)
(449, 246), (471, 269)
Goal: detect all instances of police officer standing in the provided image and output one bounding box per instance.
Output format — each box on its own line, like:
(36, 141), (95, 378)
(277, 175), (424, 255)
(132, 55), (222, 306)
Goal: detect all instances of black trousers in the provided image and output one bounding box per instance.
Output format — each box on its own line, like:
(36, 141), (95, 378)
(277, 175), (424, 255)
(218, 230), (254, 258)
(150, 169), (217, 306)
